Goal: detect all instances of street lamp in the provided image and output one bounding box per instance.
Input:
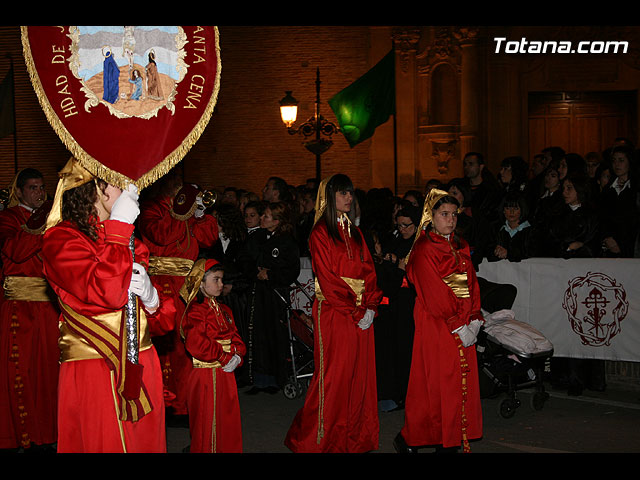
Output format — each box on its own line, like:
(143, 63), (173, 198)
(279, 68), (340, 180)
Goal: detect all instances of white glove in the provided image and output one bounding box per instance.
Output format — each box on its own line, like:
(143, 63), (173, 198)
(468, 319), (483, 337)
(357, 309), (375, 330)
(222, 354), (241, 373)
(194, 194), (205, 218)
(453, 324), (477, 348)
(110, 184), (140, 225)
(130, 262), (159, 310)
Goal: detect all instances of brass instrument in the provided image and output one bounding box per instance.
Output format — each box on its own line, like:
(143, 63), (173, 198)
(0, 188), (9, 207)
(201, 189), (217, 208)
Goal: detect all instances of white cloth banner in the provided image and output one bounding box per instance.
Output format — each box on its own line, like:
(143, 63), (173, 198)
(478, 257), (640, 362)
(290, 257), (314, 315)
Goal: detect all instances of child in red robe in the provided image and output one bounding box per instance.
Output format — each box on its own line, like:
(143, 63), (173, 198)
(180, 258), (245, 453)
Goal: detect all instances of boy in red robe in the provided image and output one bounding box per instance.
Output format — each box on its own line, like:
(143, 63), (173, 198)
(0, 169), (59, 451)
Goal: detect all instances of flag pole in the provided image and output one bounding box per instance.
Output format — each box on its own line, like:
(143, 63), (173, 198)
(5, 54), (17, 174)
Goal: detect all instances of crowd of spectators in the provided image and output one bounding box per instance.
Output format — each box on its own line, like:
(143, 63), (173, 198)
(206, 139), (639, 400)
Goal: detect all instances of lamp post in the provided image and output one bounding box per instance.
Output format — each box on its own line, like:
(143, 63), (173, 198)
(279, 68), (340, 180)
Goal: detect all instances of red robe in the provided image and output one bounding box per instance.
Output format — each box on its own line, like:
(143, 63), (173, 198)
(403, 230), (483, 450)
(41, 219), (175, 453)
(0, 205), (60, 450)
(138, 195), (218, 415)
(182, 299), (246, 453)
(285, 219), (382, 453)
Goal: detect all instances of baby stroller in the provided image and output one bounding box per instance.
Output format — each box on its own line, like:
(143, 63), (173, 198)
(476, 309), (554, 418)
(272, 281), (315, 400)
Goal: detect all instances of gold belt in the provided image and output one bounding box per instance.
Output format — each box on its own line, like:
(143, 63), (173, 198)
(2, 276), (55, 302)
(148, 256), (195, 277)
(314, 276), (365, 306)
(59, 305), (152, 363)
(442, 271), (470, 298)
(192, 339), (232, 368)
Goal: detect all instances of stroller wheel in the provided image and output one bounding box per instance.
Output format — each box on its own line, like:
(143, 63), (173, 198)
(498, 397), (519, 419)
(283, 381), (306, 400)
(530, 391), (549, 411)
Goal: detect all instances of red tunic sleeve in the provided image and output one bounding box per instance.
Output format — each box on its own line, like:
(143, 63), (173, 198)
(0, 206), (44, 276)
(183, 301), (246, 367)
(42, 219), (137, 312)
(138, 197), (219, 259)
(406, 231), (482, 332)
(309, 221), (382, 323)
(357, 228), (383, 315)
(146, 290), (177, 336)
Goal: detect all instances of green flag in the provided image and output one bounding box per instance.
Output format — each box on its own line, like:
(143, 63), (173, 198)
(329, 49), (395, 148)
(0, 66), (15, 139)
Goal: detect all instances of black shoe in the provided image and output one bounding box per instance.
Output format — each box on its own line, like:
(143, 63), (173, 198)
(25, 443), (56, 453)
(166, 414), (190, 428)
(393, 433), (418, 453)
(434, 445), (459, 454)
(244, 386), (263, 395)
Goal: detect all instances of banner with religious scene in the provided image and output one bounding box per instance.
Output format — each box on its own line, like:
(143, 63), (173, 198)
(21, 26), (220, 189)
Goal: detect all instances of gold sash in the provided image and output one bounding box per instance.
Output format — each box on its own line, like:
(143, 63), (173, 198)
(2, 276), (55, 302)
(57, 299), (154, 422)
(314, 276), (365, 306)
(59, 303), (152, 363)
(442, 272), (470, 298)
(192, 339), (232, 368)
(148, 256), (195, 277)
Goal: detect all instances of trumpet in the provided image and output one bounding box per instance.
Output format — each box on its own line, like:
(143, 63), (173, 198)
(0, 188), (9, 207)
(201, 189), (217, 208)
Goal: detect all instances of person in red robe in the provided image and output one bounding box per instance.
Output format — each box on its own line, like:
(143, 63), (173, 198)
(394, 188), (484, 454)
(285, 174), (382, 453)
(137, 171), (219, 421)
(0, 168), (59, 452)
(179, 258), (245, 453)
(40, 158), (175, 453)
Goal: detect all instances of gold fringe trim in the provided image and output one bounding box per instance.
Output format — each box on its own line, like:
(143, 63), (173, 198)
(20, 26), (222, 191)
(316, 300), (325, 444)
(211, 368), (217, 453)
(456, 335), (472, 453)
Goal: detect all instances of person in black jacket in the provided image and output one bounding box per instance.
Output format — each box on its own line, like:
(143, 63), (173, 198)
(370, 204), (421, 412)
(242, 201), (300, 394)
(597, 145), (640, 258)
(488, 192), (532, 263)
(535, 172), (599, 258)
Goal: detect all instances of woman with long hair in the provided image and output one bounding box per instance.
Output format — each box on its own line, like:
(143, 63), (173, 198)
(394, 189), (483, 453)
(285, 174), (382, 453)
(40, 158), (174, 453)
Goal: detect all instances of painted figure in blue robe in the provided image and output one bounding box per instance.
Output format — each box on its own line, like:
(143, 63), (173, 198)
(102, 47), (120, 104)
(129, 69), (143, 100)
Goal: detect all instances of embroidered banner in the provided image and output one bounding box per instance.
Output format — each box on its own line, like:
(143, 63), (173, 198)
(478, 257), (640, 362)
(21, 26), (221, 189)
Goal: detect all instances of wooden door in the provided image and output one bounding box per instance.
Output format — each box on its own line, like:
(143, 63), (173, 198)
(528, 91), (637, 161)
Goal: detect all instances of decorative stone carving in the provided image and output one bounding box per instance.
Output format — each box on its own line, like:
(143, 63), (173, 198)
(431, 140), (456, 175)
(391, 27), (420, 74)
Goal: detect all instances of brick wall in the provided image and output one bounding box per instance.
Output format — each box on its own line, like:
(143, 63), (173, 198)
(182, 25), (374, 195)
(0, 25), (375, 196)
